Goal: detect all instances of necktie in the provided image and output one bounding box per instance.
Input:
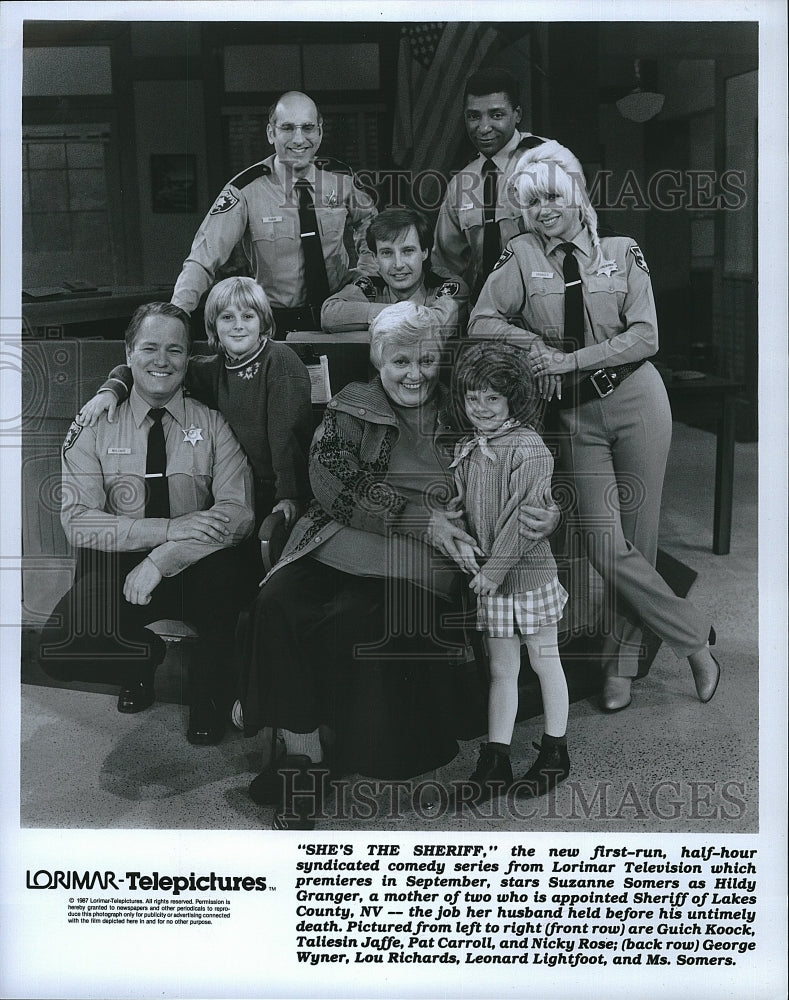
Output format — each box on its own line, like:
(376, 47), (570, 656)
(558, 242), (584, 353)
(145, 408), (170, 518)
(481, 158), (500, 282)
(294, 178), (330, 312)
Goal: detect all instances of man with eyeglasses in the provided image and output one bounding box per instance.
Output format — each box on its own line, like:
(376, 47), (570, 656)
(172, 91), (377, 334)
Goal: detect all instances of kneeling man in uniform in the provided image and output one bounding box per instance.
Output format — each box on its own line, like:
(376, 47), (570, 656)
(320, 207), (468, 338)
(40, 302), (256, 746)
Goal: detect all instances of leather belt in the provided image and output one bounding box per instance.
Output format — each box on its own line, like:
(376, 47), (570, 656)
(557, 361), (646, 408)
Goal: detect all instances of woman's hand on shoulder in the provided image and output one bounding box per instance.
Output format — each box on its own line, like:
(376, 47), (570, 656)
(77, 391), (116, 426)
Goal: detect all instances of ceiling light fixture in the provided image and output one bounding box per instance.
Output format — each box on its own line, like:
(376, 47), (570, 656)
(616, 59), (665, 122)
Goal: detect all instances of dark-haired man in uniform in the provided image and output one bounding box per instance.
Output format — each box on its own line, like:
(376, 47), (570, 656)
(320, 206), (468, 338)
(432, 68), (545, 300)
(172, 91), (378, 334)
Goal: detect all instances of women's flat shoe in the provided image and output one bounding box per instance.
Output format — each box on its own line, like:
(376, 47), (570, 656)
(600, 676), (632, 712)
(690, 648), (721, 703)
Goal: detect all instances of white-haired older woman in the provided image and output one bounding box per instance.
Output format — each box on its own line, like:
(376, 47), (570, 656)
(469, 139), (719, 713)
(240, 301), (558, 828)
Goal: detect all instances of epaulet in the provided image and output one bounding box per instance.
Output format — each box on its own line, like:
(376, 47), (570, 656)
(424, 268), (445, 289)
(597, 225), (627, 239)
(229, 161), (272, 190)
(315, 156), (353, 176)
(515, 134), (545, 151)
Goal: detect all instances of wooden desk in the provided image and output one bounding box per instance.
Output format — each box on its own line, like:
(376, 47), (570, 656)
(661, 373), (744, 555)
(285, 330), (374, 394)
(22, 286), (173, 339)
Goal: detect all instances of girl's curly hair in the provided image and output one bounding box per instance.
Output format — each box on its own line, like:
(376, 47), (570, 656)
(453, 340), (542, 429)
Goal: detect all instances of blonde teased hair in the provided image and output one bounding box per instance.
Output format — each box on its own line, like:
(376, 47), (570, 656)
(510, 140), (603, 271)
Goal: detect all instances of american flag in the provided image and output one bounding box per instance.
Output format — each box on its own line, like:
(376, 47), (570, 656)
(392, 22), (500, 176)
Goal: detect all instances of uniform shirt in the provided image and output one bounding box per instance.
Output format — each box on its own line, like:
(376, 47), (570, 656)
(468, 228), (659, 385)
(172, 154), (378, 313)
(61, 387), (255, 578)
(432, 131), (544, 294)
(320, 272), (469, 337)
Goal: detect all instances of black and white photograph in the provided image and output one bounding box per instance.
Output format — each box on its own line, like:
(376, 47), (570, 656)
(1, 1), (786, 998)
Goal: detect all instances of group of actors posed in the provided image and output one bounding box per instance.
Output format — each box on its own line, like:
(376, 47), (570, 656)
(38, 68), (721, 830)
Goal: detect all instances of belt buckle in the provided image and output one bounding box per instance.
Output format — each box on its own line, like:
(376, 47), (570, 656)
(590, 369), (615, 398)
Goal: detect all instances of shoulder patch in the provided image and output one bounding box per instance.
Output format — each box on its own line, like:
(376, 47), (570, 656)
(435, 280), (460, 298)
(62, 419), (84, 456)
(353, 275), (377, 300)
(209, 189), (240, 215)
(492, 246), (514, 271)
(629, 244), (650, 274)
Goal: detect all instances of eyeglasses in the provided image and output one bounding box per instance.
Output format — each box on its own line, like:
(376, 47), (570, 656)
(274, 123), (320, 136)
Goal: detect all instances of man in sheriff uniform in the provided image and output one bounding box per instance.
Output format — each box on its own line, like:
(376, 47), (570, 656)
(431, 67), (545, 300)
(320, 207), (468, 338)
(40, 302), (256, 747)
(171, 91), (378, 334)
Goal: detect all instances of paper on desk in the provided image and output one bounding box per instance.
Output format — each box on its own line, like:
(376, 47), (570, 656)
(306, 354), (332, 404)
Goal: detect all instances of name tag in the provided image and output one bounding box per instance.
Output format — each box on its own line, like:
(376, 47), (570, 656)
(261, 215), (283, 223)
(532, 271), (555, 279)
(107, 447), (131, 455)
(460, 202), (474, 211)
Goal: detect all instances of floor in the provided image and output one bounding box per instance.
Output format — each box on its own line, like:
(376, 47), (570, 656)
(19, 421), (760, 833)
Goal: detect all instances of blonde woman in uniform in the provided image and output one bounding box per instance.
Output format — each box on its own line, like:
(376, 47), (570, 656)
(469, 140), (720, 713)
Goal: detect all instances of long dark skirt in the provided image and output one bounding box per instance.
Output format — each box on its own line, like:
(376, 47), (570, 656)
(238, 556), (469, 779)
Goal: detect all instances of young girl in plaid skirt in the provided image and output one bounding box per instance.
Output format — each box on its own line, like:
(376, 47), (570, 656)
(450, 341), (570, 804)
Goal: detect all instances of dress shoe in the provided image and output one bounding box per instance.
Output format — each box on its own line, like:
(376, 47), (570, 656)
(514, 737), (570, 800)
(601, 675), (632, 712)
(251, 745), (334, 808)
(117, 681), (155, 714)
(249, 756), (286, 806)
(459, 744), (514, 807)
(187, 698), (225, 746)
(271, 756), (330, 831)
(689, 646), (721, 703)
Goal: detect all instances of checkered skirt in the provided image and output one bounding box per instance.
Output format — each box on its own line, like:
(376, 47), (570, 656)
(476, 576), (568, 638)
